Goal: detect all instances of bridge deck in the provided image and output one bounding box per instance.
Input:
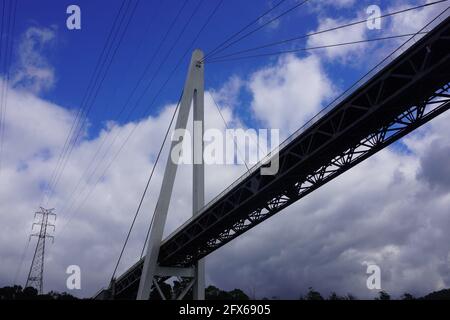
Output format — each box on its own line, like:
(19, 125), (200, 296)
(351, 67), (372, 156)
(104, 13), (450, 299)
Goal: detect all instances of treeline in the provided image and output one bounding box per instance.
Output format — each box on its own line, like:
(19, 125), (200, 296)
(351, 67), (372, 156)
(1, 284), (450, 300)
(290, 287), (450, 300)
(0, 285), (77, 300)
(0, 284), (249, 300)
(148, 280), (250, 300)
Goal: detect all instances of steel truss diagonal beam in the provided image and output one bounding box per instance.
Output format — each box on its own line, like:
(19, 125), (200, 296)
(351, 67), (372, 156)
(103, 15), (450, 299)
(158, 16), (450, 268)
(193, 85), (450, 258)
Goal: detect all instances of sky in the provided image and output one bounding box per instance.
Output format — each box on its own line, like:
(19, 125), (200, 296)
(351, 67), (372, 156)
(0, 0), (449, 299)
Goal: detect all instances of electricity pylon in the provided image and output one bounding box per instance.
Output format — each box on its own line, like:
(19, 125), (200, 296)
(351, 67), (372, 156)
(25, 207), (56, 294)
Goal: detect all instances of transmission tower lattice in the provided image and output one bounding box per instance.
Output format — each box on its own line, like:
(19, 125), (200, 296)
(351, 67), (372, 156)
(25, 207), (56, 294)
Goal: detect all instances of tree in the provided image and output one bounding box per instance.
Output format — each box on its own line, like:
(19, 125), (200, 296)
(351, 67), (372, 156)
(228, 289), (249, 300)
(328, 292), (347, 300)
(0, 285), (23, 300)
(0, 286), (77, 300)
(376, 290), (391, 300)
(205, 285), (249, 300)
(305, 287), (324, 300)
(422, 289), (450, 300)
(401, 293), (415, 300)
(20, 287), (39, 300)
(206, 285), (230, 300)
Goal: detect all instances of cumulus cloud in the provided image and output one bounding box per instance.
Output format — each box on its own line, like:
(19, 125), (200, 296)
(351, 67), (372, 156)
(329, 0), (355, 8)
(386, 0), (450, 36)
(212, 75), (243, 109)
(362, 0), (450, 64)
(0, 83), (73, 167)
(248, 54), (334, 136)
(312, 0), (356, 10)
(306, 15), (367, 62)
(258, 0), (282, 31)
(1, 11), (450, 300)
(207, 112), (450, 299)
(0, 75), (253, 297)
(305, 1), (450, 66)
(12, 26), (57, 94)
(417, 141), (450, 191)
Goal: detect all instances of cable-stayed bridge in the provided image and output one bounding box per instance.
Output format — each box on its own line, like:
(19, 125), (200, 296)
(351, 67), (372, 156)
(93, 13), (450, 300)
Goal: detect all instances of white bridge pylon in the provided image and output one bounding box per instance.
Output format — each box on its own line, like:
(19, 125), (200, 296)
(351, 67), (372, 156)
(137, 49), (205, 300)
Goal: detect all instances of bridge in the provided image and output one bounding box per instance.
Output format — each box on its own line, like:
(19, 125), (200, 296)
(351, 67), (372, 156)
(96, 13), (450, 300)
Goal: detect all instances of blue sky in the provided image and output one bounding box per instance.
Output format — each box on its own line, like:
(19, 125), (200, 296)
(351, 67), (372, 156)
(2, 0), (450, 299)
(13, 0), (407, 137)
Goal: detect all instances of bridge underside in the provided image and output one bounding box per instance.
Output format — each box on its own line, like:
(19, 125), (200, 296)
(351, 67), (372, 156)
(105, 16), (450, 299)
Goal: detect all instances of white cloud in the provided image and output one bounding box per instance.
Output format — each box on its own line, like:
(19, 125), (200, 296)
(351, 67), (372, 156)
(12, 26), (57, 94)
(319, 0), (356, 9)
(207, 111), (450, 299)
(387, 0), (450, 36)
(0, 74), (254, 296)
(212, 75), (243, 109)
(305, 1), (449, 66)
(308, 0), (356, 14)
(357, 0), (450, 66)
(248, 54), (334, 136)
(306, 14), (368, 63)
(1, 16), (450, 301)
(1, 66), (449, 299)
(0, 84), (73, 165)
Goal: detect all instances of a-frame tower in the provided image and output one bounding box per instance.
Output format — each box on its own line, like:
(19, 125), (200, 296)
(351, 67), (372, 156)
(137, 49), (205, 300)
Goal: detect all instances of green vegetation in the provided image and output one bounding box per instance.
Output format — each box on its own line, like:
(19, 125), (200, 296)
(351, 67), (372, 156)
(2, 284), (450, 300)
(0, 285), (77, 300)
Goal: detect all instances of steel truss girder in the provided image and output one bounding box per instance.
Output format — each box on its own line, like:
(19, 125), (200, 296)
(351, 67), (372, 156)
(109, 89), (447, 300)
(158, 16), (450, 267)
(194, 85), (450, 258)
(108, 16), (450, 298)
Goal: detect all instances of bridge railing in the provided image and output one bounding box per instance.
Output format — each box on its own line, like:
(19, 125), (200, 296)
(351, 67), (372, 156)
(162, 10), (449, 245)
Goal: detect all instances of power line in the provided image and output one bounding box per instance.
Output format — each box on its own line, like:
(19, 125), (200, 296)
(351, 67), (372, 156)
(202, 0), (290, 61)
(206, 32), (428, 63)
(58, 0), (224, 234)
(209, 91), (250, 170)
(257, 5), (450, 175)
(13, 236), (30, 285)
(61, 0), (223, 229)
(43, 0), (139, 207)
(0, 0), (8, 173)
(57, 0), (190, 219)
(205, 0), (448, 62)
(202, 0), (310, 62)
(48, 0), (140, 204)
(103, 0), (164, 119)
(139, 87), (253, 261)
(42, 1), (129, 204)
(81, 0), (205, 170)
(62, 0), (140, 151)
(57, 0), (195, 221)
(171, 6), (450, 253)
(0, 0), (6, 72)
(0, 0), (17, 175)
(140, 202), (157, 258)
(111, 92), (182, 281)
